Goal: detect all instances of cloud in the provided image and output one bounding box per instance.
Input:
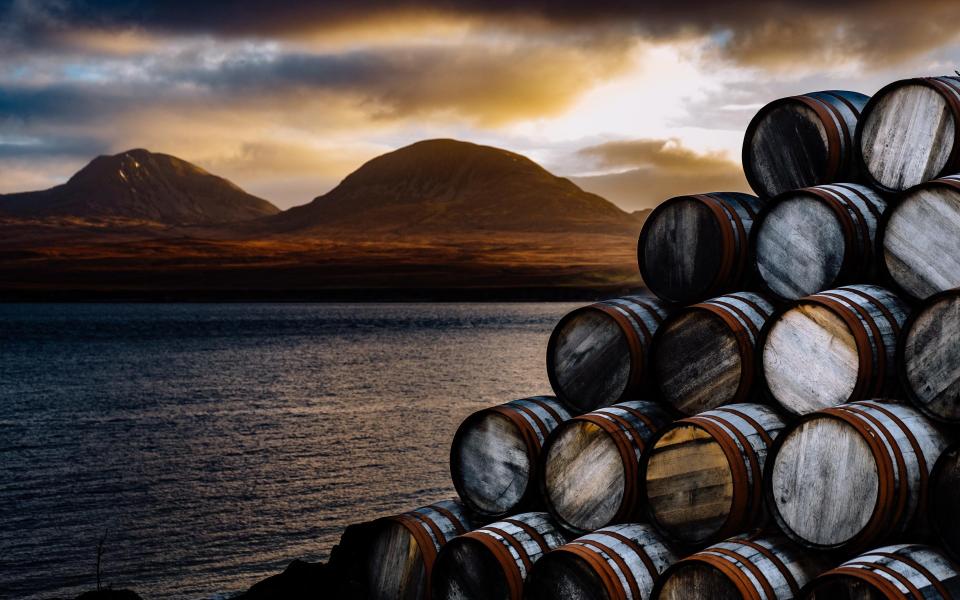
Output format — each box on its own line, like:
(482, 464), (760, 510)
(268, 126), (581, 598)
(572, 138), (750, 211)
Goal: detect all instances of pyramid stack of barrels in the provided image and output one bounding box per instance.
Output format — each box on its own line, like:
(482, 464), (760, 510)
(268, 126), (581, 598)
(360, 76), (960, 599)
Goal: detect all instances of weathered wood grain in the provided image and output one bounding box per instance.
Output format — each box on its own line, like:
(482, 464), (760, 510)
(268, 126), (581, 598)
(754, 184), (887, 300)
(900, 291), (960, 423)
(761, 284), (908, 416)
(653, 533), (828, 600)
(366, 499), (479, 600)
(638, 193), (765, 304)
(450, 396), (570, 517)
(858, 78), (960, 192)
(803, 544), (960, 599)
(767, 401), (951, 553)
(642, 403), (786, 547)
(431, 512), (569, 600)
(652, 291), (775, 414)
(882, 176), (960, 300)
(930, 445), (960, 564)
(744, 90), (869, 198)
(525, 523), (678, 600)
(547, 296), (670, 413)
(542, 401), (672, 534)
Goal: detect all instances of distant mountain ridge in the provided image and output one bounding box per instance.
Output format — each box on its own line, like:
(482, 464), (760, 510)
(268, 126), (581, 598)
(0, 149), (279, 225)
(263, 139), (643, 235)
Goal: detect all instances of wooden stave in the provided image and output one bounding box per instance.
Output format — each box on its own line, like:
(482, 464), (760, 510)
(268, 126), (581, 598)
(540, 400), (674, 535)
(546, 296), (670, 414)
(878, 175), (960, 301)
(929, 443), (960, 564)
(368, 499), (481, 600)
(525, 523), (679, 600)
(637, 192), (765, 305)
(430, 512), (569, 600)
(743, 90), (869, 199)
(856, 76), (960, 194)
(751, 183), (888, 302)
(641, 403), (786, 549)
(801, 544), (960, 599)
(651, 532), (829, 600)
(450, 396), (572, 518)
(651, 291), (777, 415)
(758, 284), (910, 416)
(764, 400), (951, 554)
(896, 288), (960, 423)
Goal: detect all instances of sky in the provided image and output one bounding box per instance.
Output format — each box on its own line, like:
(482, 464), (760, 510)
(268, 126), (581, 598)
(3, 1), (960, 211)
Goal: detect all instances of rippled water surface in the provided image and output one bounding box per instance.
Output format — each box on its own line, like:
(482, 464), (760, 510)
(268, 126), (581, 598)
(0, 302), (577, 599)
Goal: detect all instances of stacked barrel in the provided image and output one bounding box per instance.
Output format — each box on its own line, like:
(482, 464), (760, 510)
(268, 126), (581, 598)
(355, 76), (960, 599)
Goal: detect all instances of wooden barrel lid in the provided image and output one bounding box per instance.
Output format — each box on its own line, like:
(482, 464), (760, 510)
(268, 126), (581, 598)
(883, 180), (960, 300)
(643, 424), (735, 545)
(451, 411), (531, 515)
(431, 536), (510, 600)
(655, 562), (743, 600)
(762, 303), (859, 415)
(769, 416), (879, 548)
(638, 197), (724, 303)
(859, 82), (956, 192)
(744, 100), (830, 198)
(755, 193), (847, 300)
(542, 420), (625, 532)
(930, 445), (960, 563)
(652, 310), (741, 415)
(900, 291), (960, 423)
(548, 307), (632, 413)
(367, 520), (428, 600)
(525, 551), (606, 600)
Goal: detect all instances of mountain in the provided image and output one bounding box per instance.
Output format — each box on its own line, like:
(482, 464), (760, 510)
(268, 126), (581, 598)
(264, 139), (641, 235)
(0, 149), (279, 225)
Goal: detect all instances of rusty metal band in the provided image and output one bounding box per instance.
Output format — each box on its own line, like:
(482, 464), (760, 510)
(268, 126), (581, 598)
(483, 526), (534, 575)
(699, 193), (744, 290)
(806, 187), (859, 278)
(687, 417), (751, 540)
(601, 530), (661, 592)
(860, 401), (930, 527)
(462, 531), (525, 600)
(393, 514), (441, 581)
(733, 538), (801, 597)
(695, 553), (764, 600)
(579, 414), (639, 520)
(927, 77), (960, 174)
(826, 187), (873, 264)
(594, 303), (646, 395)
(714, 406), (774, 447)
(709, 547), (777, 600)
(821, 408), (894, 550)
(726, 292), (774, 320)
(693, 303), (755, 404)
(847, 560), (925, 599)
(795, 95), (843, 180)
(838, 287), (901, 337)
(815, 94), (855, 173)
(621, 295), (667, 325)
(843, 404), (909, 540)
(578, 538), (642, 600)
(500, 518), (551, 557)
(724, 192), (759, 221)
(823, 90), (862, 118)
(834, 183), (883, 221)
(559, 543), (628, 600)
(407, 510), (451, 548)
(601, 408), (650, 455)
(872, 549), (953, 600)
(616, 404), (661, 437)
(710, 298), (762, 341)
(829, 565), (915, 600)
(490, 405), (541, 459)
(709, 193), (751, 284)
(820, 291), (888, 398)
(430, 504), (468, 536)
(509, 402), (550, 446)
(806, 296), (874, 401)
(610, 300), (655, 347)
(528, 396), (566, 428)
(699, 412), (764, 525)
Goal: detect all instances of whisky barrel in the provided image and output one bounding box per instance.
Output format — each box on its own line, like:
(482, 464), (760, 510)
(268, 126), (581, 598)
(431, 512), (568, 600)
(540, 401), (673, 534)
(803, 544), (960, 599)
(652, 533), (827, 600)
(525, 523), (678, 600)
(641, 403), (786, 548)
(929, 444), (960, 563)
(881, 175), (960, 300)
(366, 499), (480, 600)
(899, 290), (960, 423)
(753, 184), (888, 301)
(766, 401), (951, 553)
(638, 192), (765, 304)
(546, 296), (670, 414)
(760, 284), (909, 416)
(857, 76), (960, 193)
(450, 396), (571, 517)
(744, 90), (870, 198)
(651, 292), (776, 415)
